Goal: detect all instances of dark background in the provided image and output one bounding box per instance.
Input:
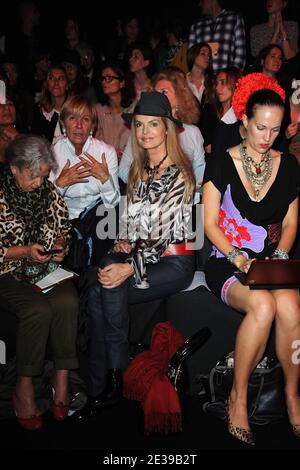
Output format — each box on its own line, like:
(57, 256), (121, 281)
(2, 0), (300, 43)
(1, 0), (299, 68)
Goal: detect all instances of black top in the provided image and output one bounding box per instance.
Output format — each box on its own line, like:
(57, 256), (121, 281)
(31, 105), (60, 143)
(203, 151), (300, 260)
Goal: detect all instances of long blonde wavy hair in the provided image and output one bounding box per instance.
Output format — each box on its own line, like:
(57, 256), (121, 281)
(127, 116), (195, 203)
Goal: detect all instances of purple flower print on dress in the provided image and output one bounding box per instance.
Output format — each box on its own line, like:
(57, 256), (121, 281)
(211, 185), (267, 258)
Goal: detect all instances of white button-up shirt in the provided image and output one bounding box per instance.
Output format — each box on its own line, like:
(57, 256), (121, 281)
(49, 136), (120, 220)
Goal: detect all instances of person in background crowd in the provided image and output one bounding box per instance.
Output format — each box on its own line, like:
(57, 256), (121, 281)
(186, 42), (214, 108)
(199, 66), (242, 155)
(1, 57), (34, 131)
(128, 42), (155, 103)
(95, 61), (134, 161)
(188, 0), (246, 72)
(61, 50), (87, 98)
(31, 64), (69, 142)
(165, 18), (189, 73)
(63, 17), (81, 52)
(77, 43), (99, 103)
(0, 96), (19, 163)
(250, 0), (298, 60)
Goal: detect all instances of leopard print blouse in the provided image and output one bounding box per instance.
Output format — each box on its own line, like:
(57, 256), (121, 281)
(0, 183), (72, 275)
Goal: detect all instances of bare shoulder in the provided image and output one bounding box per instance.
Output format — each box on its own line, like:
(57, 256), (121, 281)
(227, 145), (241, 161)
(270, 149), (281, 161)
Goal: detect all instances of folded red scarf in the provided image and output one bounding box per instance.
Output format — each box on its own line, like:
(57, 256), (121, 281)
(123, 321), (184, 434)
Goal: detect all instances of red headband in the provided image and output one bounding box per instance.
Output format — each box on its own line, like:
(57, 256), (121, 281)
(232, 73), (286, 120)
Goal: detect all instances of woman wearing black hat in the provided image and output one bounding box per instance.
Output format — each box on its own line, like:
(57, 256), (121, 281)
(75, 91), (196, 423)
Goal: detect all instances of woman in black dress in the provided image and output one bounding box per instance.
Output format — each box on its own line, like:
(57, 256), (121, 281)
(203, 76), (300, 445)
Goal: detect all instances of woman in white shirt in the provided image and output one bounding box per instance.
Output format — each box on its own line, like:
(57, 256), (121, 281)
(49, 95), (120, 269)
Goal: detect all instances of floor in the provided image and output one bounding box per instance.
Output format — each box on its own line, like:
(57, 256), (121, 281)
(1, 393), (300, 458)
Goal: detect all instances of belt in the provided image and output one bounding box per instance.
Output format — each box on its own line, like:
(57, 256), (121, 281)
(161, 243), (194, 257)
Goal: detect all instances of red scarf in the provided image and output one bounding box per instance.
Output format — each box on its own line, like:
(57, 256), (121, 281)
(123, 321), (184, 434)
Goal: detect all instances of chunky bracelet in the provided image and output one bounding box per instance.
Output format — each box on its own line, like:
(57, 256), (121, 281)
(226, 248), (243, 264)
(271, 248), (289, 260)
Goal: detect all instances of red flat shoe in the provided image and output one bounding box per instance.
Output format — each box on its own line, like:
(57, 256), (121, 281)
(13, 394), (42, 431)
(51, 402), (69, 421)
(15, 414), (43, 431)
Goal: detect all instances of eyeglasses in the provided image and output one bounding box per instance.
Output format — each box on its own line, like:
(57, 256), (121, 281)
(100, 75), (121, 83)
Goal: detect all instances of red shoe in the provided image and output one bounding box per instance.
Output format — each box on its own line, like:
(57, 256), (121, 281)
(15, 414), (43, 431)
(13, 395), (42, 431)
(51, 402), (69, 421)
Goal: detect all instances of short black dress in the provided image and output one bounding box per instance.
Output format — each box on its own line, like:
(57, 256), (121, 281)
(204, 151), (300, 304)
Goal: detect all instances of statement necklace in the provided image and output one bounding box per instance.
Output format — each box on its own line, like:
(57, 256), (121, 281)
(144, 154), (168, 193)
(239, 140), (273, 202)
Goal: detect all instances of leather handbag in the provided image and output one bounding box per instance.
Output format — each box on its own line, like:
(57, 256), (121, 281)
(167, 327), (212, 391)
(202, 353), (286, 425)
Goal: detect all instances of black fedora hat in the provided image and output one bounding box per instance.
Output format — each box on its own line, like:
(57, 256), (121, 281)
(122, 91), (182, 128)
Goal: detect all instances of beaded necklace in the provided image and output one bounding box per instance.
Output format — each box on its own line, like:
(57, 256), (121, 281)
(144, 154), (168, 193)
(239, 140), (273, 202)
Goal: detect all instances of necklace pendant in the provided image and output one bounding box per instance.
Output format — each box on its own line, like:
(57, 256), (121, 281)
(256, 167), (261, 175)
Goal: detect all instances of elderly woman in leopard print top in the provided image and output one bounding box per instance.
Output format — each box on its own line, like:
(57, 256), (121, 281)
(0, 134), (78, 430)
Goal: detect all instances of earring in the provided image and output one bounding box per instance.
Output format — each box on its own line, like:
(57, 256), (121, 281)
(89, 130), (93, 142)
(62, 128), (67, 140)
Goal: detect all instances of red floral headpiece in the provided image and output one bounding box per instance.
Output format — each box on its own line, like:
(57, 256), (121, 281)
(232, 73), (286, 120)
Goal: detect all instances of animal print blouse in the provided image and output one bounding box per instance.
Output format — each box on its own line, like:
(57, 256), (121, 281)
(0, 184), (71, 276)
(119, 165), (193, 264)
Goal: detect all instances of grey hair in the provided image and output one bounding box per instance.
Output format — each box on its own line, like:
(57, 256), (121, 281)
(5, 134), (57, 172)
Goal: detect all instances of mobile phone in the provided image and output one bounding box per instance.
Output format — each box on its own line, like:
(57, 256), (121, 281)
(42, 248), (63, 255)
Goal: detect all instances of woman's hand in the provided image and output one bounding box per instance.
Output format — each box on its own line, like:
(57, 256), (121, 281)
(55, 159), (92, 188)
(112, 241), (133, 254)
(285, 122), (299, 139)
(235, 255), (255, 273)
(81, 152), (109, 184)
(27, 244), (52, 263)
(52, 240), (66, 263)
(98, 263), (134, 288)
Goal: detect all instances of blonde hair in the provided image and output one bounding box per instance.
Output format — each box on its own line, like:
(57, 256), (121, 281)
(60, 95), (98, 129)
(127, 116), (194, 203)
(151, 68), (200, 124)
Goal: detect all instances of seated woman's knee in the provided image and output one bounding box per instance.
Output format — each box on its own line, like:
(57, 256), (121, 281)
(99, 252), (127, 269)
(51, 285), (79, 314)
(248, 292), (276, 325)
(275, 291), (300, 324)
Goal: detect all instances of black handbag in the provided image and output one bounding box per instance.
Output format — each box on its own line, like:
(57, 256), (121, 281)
(202, 353), (286, 425)
(167, 327), (212, 391)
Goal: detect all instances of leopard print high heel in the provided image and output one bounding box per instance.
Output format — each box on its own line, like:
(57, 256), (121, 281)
(291, 424), (300, 438)
(226, 400), (255, 446)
